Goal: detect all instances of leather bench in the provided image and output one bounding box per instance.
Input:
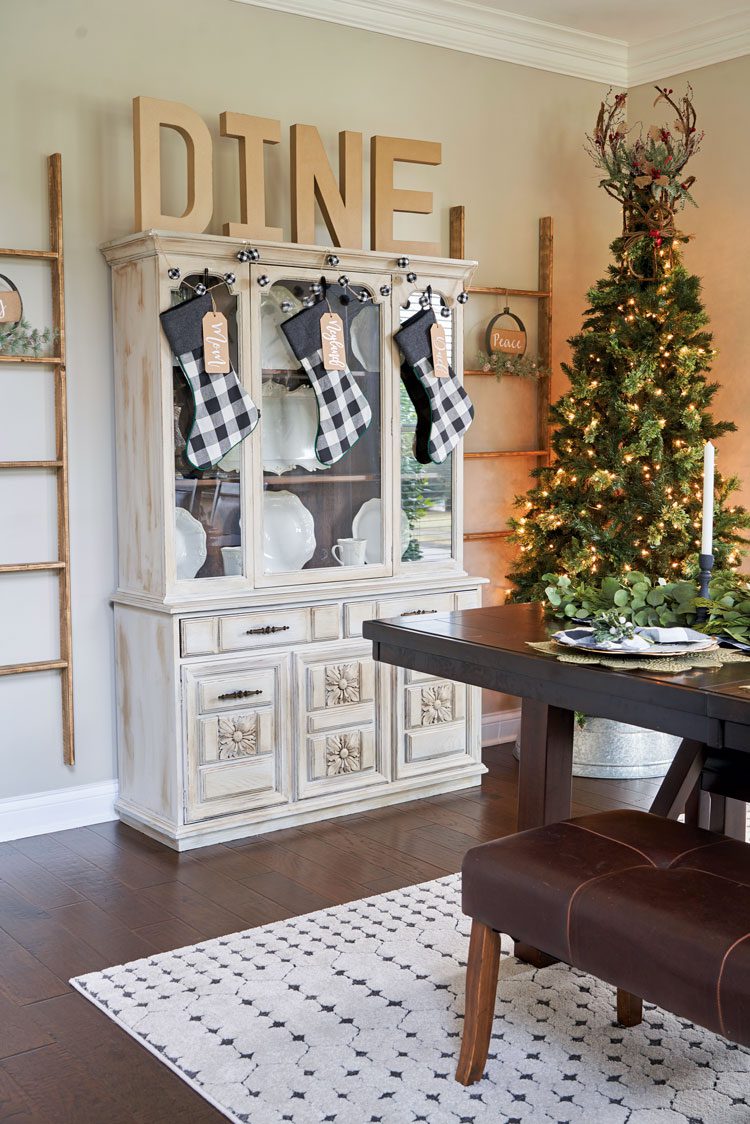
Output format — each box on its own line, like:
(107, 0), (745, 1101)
(456, 809), (750, 1085)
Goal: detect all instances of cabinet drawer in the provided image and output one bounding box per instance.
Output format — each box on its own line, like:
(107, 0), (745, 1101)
(183, 654), (289, 823)
(198, 668), (276, 714)
(405, 679), (465, 730)
(298, 722), (382, 800)
(375, 592), (454, 621)
(344, 593), (455, 637)
(220, 607), (310, 652)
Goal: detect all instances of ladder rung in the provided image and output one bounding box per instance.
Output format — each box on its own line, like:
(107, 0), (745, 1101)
(0, 355), (63, 365)
(464, 530), (512, 542)
(468, 285), (551, 299)
(466, 450), (547, 459)
(0, 248), (58, 260)
(0, 659), (67, 677)
(0, 561), (66, 573)
(0, 460), (63, 469)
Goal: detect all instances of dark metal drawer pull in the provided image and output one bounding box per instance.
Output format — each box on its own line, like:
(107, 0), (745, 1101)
(400, 609), (437, 616)
(245, 624), (291, 635)
(218, 688), (263, 700)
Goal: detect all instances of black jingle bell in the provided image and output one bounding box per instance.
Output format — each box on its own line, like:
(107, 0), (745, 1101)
(338, 274), (349, 287)
(248, 248), (260, 262)
(357, 289), (369, 303)
(406, 272), (417, 284)
(456, 290), (469, 304)
(236, 249), (251, 263)
(167, 267), (181, 280)
(397, 256), (410, 268)
(257, 274), (270, 287)
(419, 294), (431, 310)
(440, 305), (451, 318)
(327, 254), (340, 267)
(194, 282), (207, 296)
(223, 272), (236, 285)
(379, 284), (391, 297)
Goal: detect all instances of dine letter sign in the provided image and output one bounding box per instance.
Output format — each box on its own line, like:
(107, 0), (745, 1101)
(132, 96), (449, 255)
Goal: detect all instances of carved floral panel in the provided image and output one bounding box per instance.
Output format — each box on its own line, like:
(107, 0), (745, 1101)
(217, 713), (258, 760)
(326, 731), (362, 775)
(420, 684), (453, 725)
(325, 663), (361, 707)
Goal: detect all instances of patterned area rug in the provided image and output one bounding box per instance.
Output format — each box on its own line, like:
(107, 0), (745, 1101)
(71, 875), (749, 1124)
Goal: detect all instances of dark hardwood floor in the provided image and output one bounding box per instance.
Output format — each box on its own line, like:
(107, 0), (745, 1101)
(0, 744), (658, 1123)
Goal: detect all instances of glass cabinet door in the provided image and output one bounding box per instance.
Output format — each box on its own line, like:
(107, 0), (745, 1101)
(258, 273), (386, 578)
(171, 272), (243, 581)
(399, 287), (455, 565)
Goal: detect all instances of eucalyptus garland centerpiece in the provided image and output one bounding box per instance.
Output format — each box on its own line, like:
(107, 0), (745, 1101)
(507, 86), (750, 600)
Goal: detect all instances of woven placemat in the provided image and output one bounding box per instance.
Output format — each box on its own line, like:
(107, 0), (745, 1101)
(528, 640), (750, 674)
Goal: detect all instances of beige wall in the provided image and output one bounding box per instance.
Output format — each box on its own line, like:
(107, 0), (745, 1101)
(630, 58), (750, 513)
(0, 0), (618, 800)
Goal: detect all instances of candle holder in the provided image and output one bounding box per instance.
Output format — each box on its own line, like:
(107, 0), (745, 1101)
(696, 552), (714, 623)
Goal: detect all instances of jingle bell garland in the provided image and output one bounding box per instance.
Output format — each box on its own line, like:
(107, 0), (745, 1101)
(507, 85), (750, 602)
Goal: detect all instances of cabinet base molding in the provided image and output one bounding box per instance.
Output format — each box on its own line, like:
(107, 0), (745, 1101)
(116, 764), (485, 851)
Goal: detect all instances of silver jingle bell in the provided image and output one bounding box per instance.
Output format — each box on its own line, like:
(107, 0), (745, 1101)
(440, 305), (451, 318)
(338, 274), (349, 287)
(223, 272), (236, 285)
(167, 267), (181, 280)
(257, 274), (270, 287)
(310, 282), (323, 296)
(280, 300), (294, 313)
(327, 254), (340, 267)
(194, 282), (207, 296)
(357, 289), (369, 303)
(236, 249), (250, 263)
(456, 290), (469, 304)
(406, 272), (417, 284)
(379, 284), (391, 297)
(397, 256), (410, 268)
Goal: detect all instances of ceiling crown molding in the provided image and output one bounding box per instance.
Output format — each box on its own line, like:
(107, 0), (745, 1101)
(232, 0), (629, 85)
(628, 10), (750, 86)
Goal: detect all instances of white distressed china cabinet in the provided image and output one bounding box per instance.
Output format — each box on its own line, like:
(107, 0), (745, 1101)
(102, 231), (485, 849)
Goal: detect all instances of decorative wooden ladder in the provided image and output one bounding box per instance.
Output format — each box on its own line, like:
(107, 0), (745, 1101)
(0, 154), (74, 765)
(450, 206), (553, 545)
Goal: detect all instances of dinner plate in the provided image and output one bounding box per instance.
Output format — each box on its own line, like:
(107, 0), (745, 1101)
(175, 507), (207, 579)
(352, 498), (409, 565)
(552, 628), (718, 657)
(263, 490), (316, 573)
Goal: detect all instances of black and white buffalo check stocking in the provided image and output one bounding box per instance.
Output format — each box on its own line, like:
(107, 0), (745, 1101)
(281, 301), (372, 467)
(395, 307), (474, 464)
(160, 294), (259, 471)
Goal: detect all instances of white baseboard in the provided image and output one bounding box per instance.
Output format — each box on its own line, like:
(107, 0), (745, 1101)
(482, 708), (521, 748)
(0, 780), (119, 843)
(0, 713), (519, 844)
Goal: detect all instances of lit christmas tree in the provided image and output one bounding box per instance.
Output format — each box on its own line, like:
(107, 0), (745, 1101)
(508, 86), (750, 601)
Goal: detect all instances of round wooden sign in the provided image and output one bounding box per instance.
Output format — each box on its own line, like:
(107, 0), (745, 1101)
(485, 307), (527, 356)
(0, 274), (22, 328)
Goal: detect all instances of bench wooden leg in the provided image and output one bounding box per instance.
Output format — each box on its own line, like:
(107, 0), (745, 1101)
(456, 920), (502, 1086)
(616, 989), (643, 1028)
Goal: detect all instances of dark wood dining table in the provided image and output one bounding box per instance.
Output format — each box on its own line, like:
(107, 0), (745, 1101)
(363, 602), (750, 836)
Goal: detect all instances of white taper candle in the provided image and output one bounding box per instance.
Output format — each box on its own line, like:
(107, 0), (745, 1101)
(700, 441), (715, 555)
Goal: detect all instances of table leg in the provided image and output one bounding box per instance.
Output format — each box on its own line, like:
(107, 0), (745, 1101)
(514, 700), (574, 967)
(650, 739), (707, 819)
(517, 700), (575, 831)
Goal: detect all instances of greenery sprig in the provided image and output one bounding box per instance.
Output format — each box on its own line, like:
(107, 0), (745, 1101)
(0, 318), (58, 358)
(476, 351), (549, 380)
(543, 569), (750, 644)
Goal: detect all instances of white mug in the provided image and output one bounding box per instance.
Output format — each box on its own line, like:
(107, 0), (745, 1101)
(332, 537), (367, 566)
(221, 546), (243, 575)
